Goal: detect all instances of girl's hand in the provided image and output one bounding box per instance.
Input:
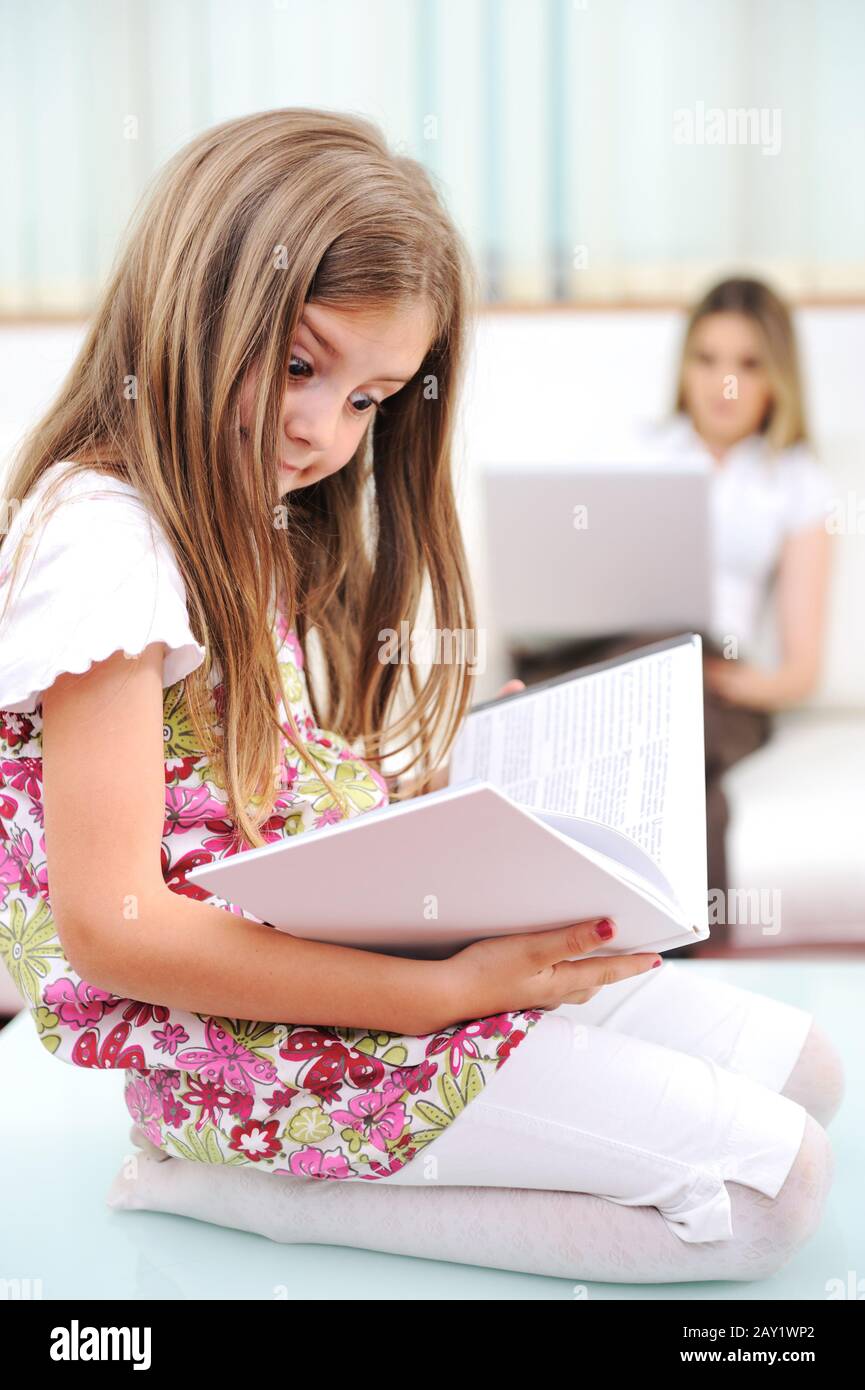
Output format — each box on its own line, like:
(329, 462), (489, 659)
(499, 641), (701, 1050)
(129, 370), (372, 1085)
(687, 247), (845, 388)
(390, 678), (526, 797)
(494, 678), (527, 699)
(440, 917), (661, 1020)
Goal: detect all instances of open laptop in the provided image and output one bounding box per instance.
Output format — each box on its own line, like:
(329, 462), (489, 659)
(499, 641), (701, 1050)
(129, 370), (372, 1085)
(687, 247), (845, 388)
(481, 464), (712, 646)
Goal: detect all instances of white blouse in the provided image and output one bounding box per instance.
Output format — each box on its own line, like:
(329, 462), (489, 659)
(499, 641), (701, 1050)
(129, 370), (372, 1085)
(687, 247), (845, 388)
(641, 415), (835, 656)
(0, 460), (206, 713)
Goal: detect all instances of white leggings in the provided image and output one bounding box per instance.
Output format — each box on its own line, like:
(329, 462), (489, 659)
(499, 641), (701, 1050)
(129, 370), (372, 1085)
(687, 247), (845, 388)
(375, 961), (815, 1246)
(121, 961), (841, 1283)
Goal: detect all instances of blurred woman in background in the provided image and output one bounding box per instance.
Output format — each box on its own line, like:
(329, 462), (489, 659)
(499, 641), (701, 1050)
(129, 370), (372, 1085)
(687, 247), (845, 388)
(513, 277), (834, 947)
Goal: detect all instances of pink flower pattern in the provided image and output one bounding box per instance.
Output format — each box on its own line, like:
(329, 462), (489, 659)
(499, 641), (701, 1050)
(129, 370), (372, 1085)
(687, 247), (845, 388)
(0, 613), (548, 1180)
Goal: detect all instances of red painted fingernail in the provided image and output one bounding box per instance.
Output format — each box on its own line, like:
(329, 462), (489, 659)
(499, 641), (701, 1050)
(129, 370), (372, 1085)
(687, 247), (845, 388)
(596, 919), (614, 940)
(652, 958), (663, 968)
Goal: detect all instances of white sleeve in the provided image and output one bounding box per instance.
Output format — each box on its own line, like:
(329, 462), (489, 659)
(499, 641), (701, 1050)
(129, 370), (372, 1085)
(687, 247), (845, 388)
(0, 476), (206, 714)
(782, 447), (836, 535)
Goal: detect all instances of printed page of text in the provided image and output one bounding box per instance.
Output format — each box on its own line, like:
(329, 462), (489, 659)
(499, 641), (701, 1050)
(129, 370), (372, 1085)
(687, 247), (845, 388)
(450, 640), (707, 928)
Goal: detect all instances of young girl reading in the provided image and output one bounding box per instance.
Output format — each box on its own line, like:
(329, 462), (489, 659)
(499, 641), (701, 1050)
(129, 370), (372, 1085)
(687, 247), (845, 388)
(0, 111), (842, 1282)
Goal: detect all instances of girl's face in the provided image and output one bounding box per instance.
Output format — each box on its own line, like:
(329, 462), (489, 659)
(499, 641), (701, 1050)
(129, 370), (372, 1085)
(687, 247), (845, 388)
(239, 298), (435, 490)
(680, 311), (774, 451)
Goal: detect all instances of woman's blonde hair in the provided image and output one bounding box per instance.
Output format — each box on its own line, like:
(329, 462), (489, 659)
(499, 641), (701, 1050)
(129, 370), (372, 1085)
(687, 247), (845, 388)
(0, 108), (480, 848)
(674, 276), (809, 450)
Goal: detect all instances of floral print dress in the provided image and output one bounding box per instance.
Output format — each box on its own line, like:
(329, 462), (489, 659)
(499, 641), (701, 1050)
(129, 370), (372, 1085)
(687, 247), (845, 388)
(0, 463), (546, 1182)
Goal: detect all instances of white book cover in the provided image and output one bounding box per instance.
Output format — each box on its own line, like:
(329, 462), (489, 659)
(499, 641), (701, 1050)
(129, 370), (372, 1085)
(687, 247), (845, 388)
(187, 633), (709, 959)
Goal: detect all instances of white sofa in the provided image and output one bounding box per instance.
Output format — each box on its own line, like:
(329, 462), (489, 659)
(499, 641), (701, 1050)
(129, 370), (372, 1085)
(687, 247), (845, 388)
(722, 436), (865, 947)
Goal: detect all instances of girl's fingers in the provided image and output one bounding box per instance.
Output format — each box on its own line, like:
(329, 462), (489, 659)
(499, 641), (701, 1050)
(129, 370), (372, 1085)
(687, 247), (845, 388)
(530, 917), (618, 967)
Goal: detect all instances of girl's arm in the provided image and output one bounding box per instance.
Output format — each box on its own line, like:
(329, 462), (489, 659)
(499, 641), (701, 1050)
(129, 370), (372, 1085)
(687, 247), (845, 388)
(703, 522), (833, 711)
(41, 643), (450, 1036)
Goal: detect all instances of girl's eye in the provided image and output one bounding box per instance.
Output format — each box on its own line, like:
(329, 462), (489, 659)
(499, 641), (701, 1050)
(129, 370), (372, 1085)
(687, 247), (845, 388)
(287, 355), (384, 417)
(287, 355), (313, 379)
(739, 356), (761, 371)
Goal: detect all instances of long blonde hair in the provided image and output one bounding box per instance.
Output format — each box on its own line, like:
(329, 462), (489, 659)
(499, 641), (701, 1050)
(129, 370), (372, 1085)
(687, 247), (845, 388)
(0, 108), (479, 848)
(674, 276), (809, 451)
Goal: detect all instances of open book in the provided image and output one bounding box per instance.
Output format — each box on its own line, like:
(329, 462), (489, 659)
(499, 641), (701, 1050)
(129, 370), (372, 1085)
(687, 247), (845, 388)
(187, 633), (709, 958)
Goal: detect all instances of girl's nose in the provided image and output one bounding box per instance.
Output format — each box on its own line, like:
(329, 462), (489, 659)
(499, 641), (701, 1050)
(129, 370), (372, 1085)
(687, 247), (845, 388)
(285, 406), (337, 454)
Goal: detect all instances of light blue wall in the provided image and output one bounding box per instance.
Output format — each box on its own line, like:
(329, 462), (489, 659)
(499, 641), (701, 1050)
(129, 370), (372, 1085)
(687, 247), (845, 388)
(1, 0), (863, 311)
